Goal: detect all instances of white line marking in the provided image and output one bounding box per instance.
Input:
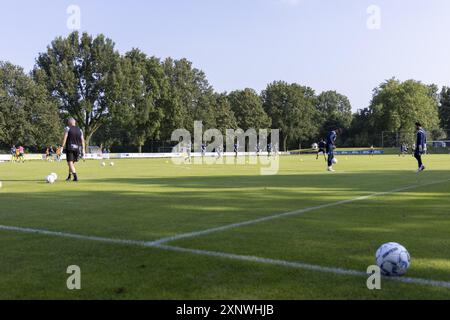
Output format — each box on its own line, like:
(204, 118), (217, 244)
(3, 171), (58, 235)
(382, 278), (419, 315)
(157, 245), (450, 289)
(150, 179), (450, 245)
(1, 224), (449, 289)
(0, 225), (146, 246)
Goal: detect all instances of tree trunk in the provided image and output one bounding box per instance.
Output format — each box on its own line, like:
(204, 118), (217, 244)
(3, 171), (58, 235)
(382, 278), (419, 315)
(83, 121), (102, 152)
(283, 136), (288, 152)
(84, 132), (93, 152)
(138, 145), (143, 153)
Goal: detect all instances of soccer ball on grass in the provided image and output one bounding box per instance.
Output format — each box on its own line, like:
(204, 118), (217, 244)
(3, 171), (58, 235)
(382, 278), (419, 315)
(376, 242), (411, 276)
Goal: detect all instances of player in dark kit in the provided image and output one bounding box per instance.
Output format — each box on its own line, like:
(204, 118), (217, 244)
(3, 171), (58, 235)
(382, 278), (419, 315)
(414, 122), (427, 173)
(10, 145), (16, 162)
(61, 118), (86, 182)
(201, 143), (206, 157)
(326, 128), (342, 172)
(316, 139), (326, 161)
(234, 142), (239, 158)
(399, 143), (408, 157)
(267, 143), (273, 158)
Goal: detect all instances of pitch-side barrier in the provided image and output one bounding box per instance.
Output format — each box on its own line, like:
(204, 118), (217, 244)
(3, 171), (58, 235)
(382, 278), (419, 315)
(0, 152), (290, 161)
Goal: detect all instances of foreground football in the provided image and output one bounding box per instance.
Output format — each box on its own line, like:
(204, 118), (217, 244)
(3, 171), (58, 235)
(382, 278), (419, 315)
(376, 242), (411, 276)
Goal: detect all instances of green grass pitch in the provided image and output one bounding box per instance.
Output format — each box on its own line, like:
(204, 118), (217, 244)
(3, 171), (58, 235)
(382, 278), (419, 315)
(0, 155), (449, 300)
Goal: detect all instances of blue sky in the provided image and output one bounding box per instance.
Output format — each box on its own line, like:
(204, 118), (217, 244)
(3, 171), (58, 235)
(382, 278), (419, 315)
(1, 0), (450, 110)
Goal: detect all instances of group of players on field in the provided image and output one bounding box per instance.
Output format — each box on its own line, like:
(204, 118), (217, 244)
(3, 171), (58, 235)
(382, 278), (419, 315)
(45, 146), (63, 161)
(184, 142), (276, 162)
(320, 122), (427, 173)
(9, 119), (428, 181)
(10, 145), (25, 163)
(10, 145), (64, 162)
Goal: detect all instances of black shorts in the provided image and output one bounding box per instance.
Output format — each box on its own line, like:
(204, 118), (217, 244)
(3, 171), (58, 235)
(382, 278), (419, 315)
(66, 150), (80, 162)
(318, 148), (325, 153)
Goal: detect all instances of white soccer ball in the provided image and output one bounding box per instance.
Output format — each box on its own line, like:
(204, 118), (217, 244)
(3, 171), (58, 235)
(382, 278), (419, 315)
(110, 162), (115, 167)
(101, 162), (106, 167)
(46, 175), (56, 184)
(332, 158), (338, 165)
(50, 173), (58, 180)
(376, 242), (411, 276)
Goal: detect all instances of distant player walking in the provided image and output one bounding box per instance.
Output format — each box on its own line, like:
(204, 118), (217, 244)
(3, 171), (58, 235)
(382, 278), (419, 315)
(234, 142), (239, 158)
(61, 118), (85, 182)
(399, 143), (408, 157)
(56, 146), (62, 162)
(316, 139), (326, 161)
(185, 141), (192, 163)
(18, 146), (25, 163)
(201, 143), (206, 157)
(48, 146), (55, 161)
(267, 143), (272, 158)
(10, 145), (16, 162)
(414, 122), (427, 173)
(326, 128), (341, 172)
(216, 146), (222, 159)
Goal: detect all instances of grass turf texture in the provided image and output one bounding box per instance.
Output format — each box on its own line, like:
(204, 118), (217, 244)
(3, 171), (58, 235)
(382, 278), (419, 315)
(0, 155), (449, 299)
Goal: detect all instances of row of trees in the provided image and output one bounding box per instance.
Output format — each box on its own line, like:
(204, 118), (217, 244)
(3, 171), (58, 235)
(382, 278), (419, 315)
(346, 81), (447, 147)
(1, 32), (449, 152)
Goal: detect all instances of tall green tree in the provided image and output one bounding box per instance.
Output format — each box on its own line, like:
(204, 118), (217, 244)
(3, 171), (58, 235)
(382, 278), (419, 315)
(112, 49), (167, 152)
(227, 88), (271, 131)
(213, 93), (237, 134)
(33, 31), (122, 147)
(345, 108), (377, 147)
(316, 90), (353, 137)
(369, 78), (441, 144)
(0, 61), (60, 148)
(262, 81), (317, 151)
(439, 87), (450, 132)
(161, 58), (216, 137)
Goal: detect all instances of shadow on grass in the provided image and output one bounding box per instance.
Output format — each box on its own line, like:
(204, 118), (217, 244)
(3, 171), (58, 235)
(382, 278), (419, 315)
(0, 170), (448, 237)
(85, 170), (450, 190)
(0, 170), (449, 285)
